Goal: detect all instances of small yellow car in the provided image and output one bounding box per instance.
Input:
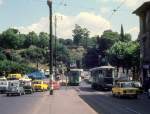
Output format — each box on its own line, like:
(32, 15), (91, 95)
(112, 81), (139, 98)
(7, 73), (22, 80)
(32, 80), (48, 92)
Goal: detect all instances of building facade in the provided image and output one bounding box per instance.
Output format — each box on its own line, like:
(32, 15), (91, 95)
(133, 2), (150, 90)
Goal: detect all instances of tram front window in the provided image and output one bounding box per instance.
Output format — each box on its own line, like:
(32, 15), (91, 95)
(70, 71), (79, 77)
(105, 69), (113, 77)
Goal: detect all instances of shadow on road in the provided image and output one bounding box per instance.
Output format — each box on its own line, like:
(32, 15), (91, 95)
(79, 92), (150, 114)
(79, 86), (96, 92)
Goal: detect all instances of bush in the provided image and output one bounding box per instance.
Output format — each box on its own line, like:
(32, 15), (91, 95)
(0, 60), (36, 74)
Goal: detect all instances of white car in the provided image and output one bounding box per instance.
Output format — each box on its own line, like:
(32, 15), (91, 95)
(0, 81), (8, 93)
(6, 80), (25, 96)
(148, 89), (150, 98)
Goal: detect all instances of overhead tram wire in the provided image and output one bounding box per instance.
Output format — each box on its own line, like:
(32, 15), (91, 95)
(108, 0), (127, 21)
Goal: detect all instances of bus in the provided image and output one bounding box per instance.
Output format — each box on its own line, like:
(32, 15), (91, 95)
(68, 69), (83, 86)
(90, 66), (116, 90)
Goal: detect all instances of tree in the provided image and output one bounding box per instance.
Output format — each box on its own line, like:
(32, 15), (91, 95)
(83, 47), (99, 69)
(72, 24), (90, 47)
(108, 41), (140, 72)
(38, 32), (49, 48)
(56, 43), (70, 64)
(0, 28), (24, 49)
(20, 46), (46, 63)
(120, 24), (125, 42)
(24, 31), (39, 48)
(120, 25), (132, 42)
(64, 39), (73, 46)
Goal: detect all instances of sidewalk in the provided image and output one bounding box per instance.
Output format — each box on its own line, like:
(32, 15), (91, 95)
(50, 89), (98, 114)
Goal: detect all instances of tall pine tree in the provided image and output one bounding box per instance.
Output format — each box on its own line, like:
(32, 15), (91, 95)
(120, 24), (125, 42)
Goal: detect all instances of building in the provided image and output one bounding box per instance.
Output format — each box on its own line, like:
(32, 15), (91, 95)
(133, 2), (150, 90)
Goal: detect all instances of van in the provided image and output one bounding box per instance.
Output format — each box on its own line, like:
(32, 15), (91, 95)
(0, 81), (8, 93)
(6, 80), (25, 96)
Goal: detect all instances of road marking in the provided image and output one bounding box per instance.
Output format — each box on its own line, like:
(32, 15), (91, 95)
(125, 107), (141, 114)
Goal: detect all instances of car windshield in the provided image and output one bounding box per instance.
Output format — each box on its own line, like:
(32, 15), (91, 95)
(121, 82), (133, 88)
(9, 82), (19, 87)
(133, 82), (141, 87)
(33, 81), (41, 84)
(25, 81), (31, 85)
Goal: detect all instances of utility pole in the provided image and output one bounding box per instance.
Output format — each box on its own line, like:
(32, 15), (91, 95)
(54, 15), (57, 79)
(47, 0), (53, 95)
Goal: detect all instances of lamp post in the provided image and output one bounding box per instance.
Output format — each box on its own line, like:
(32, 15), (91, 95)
(47, 0), (53, 95)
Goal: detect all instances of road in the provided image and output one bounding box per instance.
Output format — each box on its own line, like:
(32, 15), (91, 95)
(0, 85), (96, 114)
(78, 81), (150, 114)
(0, 81), (150, 114)
(0, 92), (52, 114)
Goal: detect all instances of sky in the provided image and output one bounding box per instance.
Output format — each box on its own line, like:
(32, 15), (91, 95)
(0, 0), (149, 40)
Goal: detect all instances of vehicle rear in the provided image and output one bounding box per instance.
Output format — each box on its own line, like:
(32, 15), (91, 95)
(6, 80), (25, 96)
(23, 81), (34, 94)
(7, 74), (22, 80)
(90, 66), (115, 90)
(68, 69), (83, 86)
(112, 82), (139, 98)
(0, 81), (8, 93)
(33, 80), (48, 91)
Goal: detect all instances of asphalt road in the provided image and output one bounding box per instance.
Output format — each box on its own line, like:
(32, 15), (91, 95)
(0, 92), (52, 114)
(78, 81), (150, 114)
(0, 81), (150, 114)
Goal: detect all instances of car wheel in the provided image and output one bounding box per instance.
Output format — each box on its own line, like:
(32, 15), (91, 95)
(112, 91), (115, 97)
(118, 93), (121, 98)
(148, 93), (150, 99)
(134, 95), (138, 99)
(6, 93), (9, 96)
(18, 92), (21, 96)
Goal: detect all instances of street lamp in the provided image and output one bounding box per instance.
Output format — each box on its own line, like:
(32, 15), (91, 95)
(47, 0), (53, 95)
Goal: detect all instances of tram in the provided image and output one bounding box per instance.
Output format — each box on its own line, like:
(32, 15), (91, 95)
(90, 66), (116, 90)
(68, 69), (83, 86)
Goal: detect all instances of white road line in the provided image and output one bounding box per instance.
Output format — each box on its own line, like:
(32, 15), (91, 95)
(125, 107), (141, 114)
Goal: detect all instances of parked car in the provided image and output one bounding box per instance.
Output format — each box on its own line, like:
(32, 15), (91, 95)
(32, 80), (48, 92)
(0, 80), (8, 93)
(6, 80), (25, 96)
(112, 81), (139, 98)
(148, 89), (150, 99)
(7, 73), (22, 80)
(51, 81), (60, 90)
(19, 78), (34, 94)
(132, 81), (143, 94)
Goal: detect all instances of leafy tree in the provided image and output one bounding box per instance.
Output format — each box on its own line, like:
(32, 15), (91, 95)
(64, 39), (73, 46)
(56, 43), (70, 64)
(0, 50), (6, 60)
(0, 60), (36, 74)
(24, 31), (39, 48)
(0, 28), (24, 49)
(38, 32), (49, 48)
(108, 41), (140, 70)
(83, 47), (99, 69)
(20, 46), (46, 63)
(72, 24), (90, 47)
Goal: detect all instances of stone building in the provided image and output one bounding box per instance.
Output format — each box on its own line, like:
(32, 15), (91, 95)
(133, 2), (150, 90)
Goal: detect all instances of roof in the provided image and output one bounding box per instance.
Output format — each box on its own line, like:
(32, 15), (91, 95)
(27, 71), (45, 79)
(133, 1), (150, 15)
(90, 66), (115, 71)
(70, 69), (83, 71)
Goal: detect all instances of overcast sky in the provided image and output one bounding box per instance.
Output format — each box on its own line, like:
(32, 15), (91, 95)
(0, 0), (149, 40)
